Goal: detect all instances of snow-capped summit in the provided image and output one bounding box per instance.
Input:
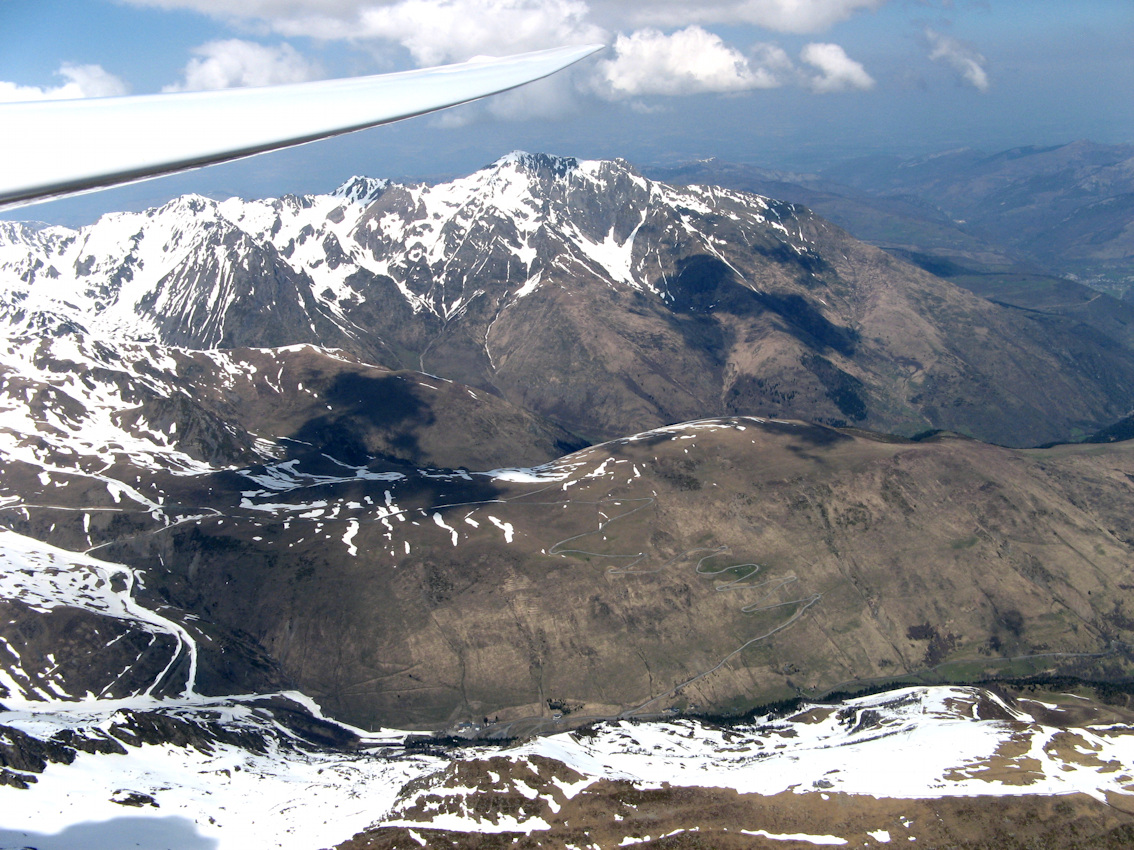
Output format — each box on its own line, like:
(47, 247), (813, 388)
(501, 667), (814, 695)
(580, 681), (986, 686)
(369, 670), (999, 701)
(0, 152), (800, 351)
(331, 175), (390, 206)
(490, 150), (580, 177)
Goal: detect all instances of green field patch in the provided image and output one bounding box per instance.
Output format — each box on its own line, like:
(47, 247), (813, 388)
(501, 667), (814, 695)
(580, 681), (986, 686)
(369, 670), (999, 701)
(935, 656), (1053, 682)
(949, 535), (980, 550)
(831, 617), (861, 635)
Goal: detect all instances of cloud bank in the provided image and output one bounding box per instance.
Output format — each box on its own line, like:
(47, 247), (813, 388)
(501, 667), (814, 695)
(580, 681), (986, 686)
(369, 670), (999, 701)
(124, 0), (889, 66)
(38, 0), (883, 107)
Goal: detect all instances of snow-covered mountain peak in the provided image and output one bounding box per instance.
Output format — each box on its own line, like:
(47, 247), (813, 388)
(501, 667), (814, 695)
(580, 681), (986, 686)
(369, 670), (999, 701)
(490, 150), (580, 178)
(121, 193), (233, 235)
(0, 153), (818, 346)
(332, 175), (390, 206)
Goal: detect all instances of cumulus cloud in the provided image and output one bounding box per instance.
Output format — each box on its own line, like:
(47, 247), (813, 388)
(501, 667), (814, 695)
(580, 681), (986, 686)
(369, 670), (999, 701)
(163, 39), (323, 91)
(356, 0), (603, 64)
(124, 0), (890, 69)
(598, 0), (888, 34)
(800, 42), (874, 92)
(121, 0), (888, 106)
(345, 0), (604, 64)
(597, 26), (779, 98)
(145, 0), (605, 66)
(0, 64), (129, 103)
(926, 28), (989, 91)
(126, 0), (890, 37)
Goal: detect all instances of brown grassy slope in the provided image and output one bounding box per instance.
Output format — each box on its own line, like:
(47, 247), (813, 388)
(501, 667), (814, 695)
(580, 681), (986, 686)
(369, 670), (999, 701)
(88, 419), (1134, 730)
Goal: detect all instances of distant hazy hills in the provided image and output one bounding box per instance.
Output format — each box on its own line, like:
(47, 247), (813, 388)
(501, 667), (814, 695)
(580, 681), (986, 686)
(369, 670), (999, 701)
(650, 140), (1134, 304)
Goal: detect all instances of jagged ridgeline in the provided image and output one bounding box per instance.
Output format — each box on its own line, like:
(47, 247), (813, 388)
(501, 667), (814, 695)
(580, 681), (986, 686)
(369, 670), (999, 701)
(5, 152), (1134, 447)
(1, 154), (1134, 730)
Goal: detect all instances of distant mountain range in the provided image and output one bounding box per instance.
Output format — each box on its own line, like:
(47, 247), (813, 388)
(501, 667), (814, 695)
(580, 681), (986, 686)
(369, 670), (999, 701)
(650, 139), (1134, 304)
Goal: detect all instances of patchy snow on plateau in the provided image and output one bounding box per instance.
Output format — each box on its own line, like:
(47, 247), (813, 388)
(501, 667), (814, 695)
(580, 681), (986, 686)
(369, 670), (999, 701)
(520, 686), (1134, 804)
(0, 527), (198, 700)
(0, 694), (435, 850)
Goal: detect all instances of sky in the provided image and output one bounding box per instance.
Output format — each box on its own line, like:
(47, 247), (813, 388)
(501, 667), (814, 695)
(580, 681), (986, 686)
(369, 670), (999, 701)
(1, 0), (1131, 225)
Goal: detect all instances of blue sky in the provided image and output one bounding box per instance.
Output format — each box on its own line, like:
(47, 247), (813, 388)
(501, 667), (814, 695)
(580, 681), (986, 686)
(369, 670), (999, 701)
(2, 0), (1131, 224)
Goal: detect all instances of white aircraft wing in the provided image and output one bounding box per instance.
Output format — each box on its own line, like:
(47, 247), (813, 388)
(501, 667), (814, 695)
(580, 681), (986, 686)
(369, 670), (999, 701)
(0, 44), (602, 210)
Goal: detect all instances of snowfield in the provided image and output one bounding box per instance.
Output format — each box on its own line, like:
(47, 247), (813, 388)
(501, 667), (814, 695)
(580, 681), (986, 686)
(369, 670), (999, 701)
(3, 680), (1134, 848)
(0, 694), (436, 850)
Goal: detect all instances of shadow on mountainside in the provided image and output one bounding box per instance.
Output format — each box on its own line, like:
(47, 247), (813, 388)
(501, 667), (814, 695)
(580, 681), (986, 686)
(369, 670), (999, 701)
(289, 372), (433, 466)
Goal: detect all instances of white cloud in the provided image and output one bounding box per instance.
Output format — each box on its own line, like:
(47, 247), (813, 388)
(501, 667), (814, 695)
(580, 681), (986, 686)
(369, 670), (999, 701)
(926, 28), (989, 92)
(597, 26), (779, 98)
(165, 0), (605, 66)
(597, 0), (889, 34)
(800, 42), (874, 92)
(0, 64), (129, 103)
(121, 0), (888, 106)
(348, 0), (603, 64)
(163, 39), (323, 91)
(126, 0), (890, 36)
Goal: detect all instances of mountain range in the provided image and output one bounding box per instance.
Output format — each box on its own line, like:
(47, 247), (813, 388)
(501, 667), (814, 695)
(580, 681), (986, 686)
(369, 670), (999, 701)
(6, 151), (1134, 452)
(2, 150), (1134, 847)
(650, 140), (1134, 310)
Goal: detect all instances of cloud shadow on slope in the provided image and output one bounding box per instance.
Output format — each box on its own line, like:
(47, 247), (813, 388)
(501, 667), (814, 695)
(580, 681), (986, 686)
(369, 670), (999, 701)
(289, 372), (434, 467)
(665, 254), (859, 357)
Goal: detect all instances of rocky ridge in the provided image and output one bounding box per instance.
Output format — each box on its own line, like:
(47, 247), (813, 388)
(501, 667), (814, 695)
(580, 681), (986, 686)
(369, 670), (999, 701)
(5, 152), (1134, 446)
